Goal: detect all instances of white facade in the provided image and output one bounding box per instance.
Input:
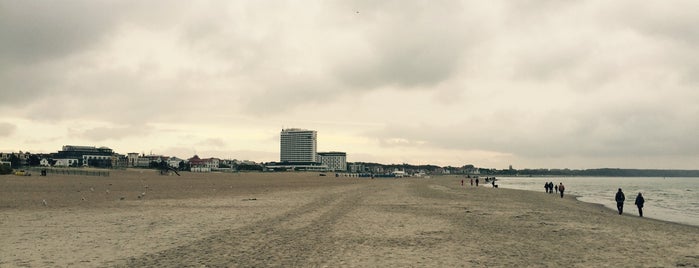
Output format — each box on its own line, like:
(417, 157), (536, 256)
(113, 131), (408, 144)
(127, 153), (139, 167)
(317, 152), (347, 171)
(206, 158), (220, 169)
(280, 128), (317, 163)
(54, 159), (78, 167)
(167, 157), (185, 168)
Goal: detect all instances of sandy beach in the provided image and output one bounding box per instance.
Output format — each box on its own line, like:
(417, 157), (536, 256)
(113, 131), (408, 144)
(1, 170), (698, 267)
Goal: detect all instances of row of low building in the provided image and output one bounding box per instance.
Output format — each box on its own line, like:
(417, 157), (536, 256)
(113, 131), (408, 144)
(1, 146), (259, 171)
(3, 128), (348, 172)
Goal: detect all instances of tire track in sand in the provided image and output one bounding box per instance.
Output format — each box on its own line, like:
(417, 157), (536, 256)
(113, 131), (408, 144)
(120, 183), (375, 267)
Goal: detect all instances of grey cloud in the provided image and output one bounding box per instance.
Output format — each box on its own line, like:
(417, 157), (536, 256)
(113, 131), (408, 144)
(238, 1), (487, 114)
(241, 78), (337, 115)
(368, 101), (699, 162)
(197, 138), (226, 147)
(0, 1), (185, 66)
(0, 1), (119, 65)
(70, 124), (154, 142)
(333, 1), (475, 89)
(606, 1), (699, 45)
(0, 1), (192, 108)
(0, 122), (17, 137)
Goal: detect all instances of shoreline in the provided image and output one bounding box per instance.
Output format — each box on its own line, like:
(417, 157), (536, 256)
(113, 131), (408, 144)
(2, 171), (698, 267)
(492, 176), (699, 227)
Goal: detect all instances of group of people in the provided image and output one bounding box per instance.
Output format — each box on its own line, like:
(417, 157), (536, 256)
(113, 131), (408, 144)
(615, 188), (645, 217)
(461, 178), (481, 187)
(544, 182), (565, 198)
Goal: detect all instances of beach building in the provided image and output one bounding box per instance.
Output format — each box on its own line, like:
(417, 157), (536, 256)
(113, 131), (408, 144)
(188, 155), (220, 172)
(127, 153), (139, 167)
(0, 151), (30, 166)
(166, 157), (186, 169)
(280, 128), (317, 163)
(53, 145), (114, 167)
(264, 128), (330, 171)
(317, 152), (347, 171)
(54, 158), (79, 167)
(135, 154), (170, 167)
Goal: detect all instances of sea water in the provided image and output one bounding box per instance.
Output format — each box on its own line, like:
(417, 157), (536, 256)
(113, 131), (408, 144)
(496, 177), (699, 227)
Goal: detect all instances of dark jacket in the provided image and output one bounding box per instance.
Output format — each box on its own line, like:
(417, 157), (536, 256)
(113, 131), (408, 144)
(615, 191), (625, 203)
(635, 195), (645, 208)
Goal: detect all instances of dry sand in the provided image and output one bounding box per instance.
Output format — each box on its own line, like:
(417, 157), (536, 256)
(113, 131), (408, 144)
(1, 169), (698, 267)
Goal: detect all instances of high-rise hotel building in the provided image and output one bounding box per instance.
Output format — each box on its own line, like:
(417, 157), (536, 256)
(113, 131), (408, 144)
(280, 128), (317, 163)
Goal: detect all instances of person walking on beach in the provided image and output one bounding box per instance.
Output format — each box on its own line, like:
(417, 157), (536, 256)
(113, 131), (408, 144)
(615, 188), (626, 215)
(635, 192), (645, 217)
(555, 184), (558, 193)
(461, 179), (464, 187)
(558, 183), (565, 198)
(475, 178), (479, 187)
(470, 178), (473, 186)
(545, 182), (550, 193)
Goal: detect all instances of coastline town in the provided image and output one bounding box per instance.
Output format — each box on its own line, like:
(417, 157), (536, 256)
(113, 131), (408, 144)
(1, 128), (482, 177)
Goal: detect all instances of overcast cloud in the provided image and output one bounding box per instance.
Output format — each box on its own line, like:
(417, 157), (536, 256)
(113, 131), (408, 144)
(1, 0), (698, 169)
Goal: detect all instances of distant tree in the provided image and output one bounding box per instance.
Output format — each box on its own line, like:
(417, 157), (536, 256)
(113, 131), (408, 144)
(28, 155), (41, 166)
(219, 163), (231, 169)
(0, 163), (12, 175)
(149, 161), (160, 169)
(237, 164), (262, 171)
(178, 161), (185, 171)
(9, 154), (20, 168)
(159, 161), (168, 170)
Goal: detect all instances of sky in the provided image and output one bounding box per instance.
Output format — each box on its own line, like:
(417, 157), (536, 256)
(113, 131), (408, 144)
(1, 1), (698, 170)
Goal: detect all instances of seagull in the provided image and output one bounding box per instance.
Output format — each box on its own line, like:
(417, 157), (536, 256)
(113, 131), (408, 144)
(42, 199), (48, 206)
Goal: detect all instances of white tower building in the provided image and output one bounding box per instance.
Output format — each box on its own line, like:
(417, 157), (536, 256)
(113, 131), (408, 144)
(280, 128), (317, 163)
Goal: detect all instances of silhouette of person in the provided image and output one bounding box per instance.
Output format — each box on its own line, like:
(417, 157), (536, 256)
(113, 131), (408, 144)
(634, 192), (645, 217)
(554, 184), (558, 193)
(615, 188), (625, 215)
(550, 182), (554, 194)
(475, 178), (479, 187)
(558, 183), (565, 198)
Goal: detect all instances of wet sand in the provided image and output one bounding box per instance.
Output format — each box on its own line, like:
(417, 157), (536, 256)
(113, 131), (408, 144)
(1, 170), (698, 267)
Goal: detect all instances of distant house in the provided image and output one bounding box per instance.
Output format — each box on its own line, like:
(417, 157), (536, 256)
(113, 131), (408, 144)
(167, 157), (185, 168)
(135, 154), (169, 167)
(54, 159), (79, 167)
(127, 153), (139, 167)
(188, 155), (211, 172)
